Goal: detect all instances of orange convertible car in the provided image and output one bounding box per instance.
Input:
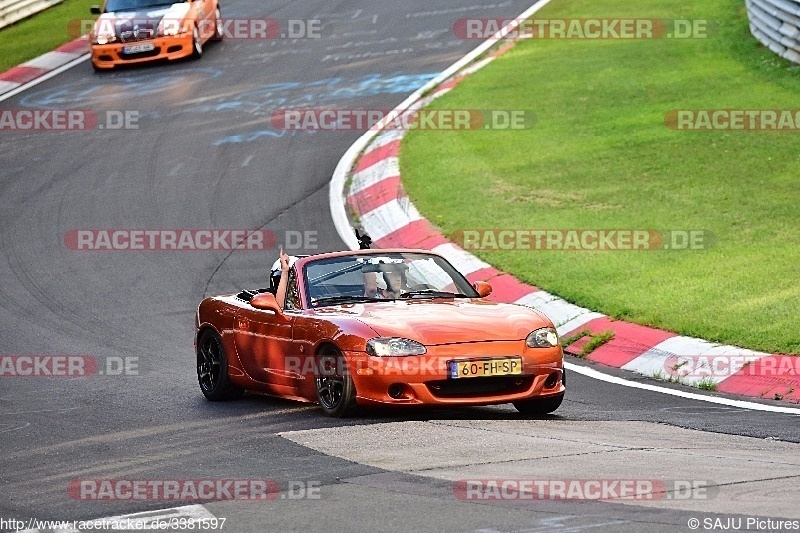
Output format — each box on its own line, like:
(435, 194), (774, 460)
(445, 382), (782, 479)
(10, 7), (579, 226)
(89, 0), (221, 70)
(195, 249), (565, 417)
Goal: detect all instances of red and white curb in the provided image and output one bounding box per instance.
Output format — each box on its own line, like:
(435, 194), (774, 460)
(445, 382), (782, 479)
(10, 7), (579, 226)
(0, 36), (89, 100)
(329, 0), (800, 407)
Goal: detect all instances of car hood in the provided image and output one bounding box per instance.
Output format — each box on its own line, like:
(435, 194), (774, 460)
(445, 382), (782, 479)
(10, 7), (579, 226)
(95, 3), (191, 34)
(316, 298), (551, 345)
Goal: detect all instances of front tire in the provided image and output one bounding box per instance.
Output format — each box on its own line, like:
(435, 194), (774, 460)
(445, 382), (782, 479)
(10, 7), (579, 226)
(197, 329), (243, 401)
(191, 25), (203, 58)
(315, 347), (357, 418)
(212, 7), (223, 40)
(513, 393), (563, 416)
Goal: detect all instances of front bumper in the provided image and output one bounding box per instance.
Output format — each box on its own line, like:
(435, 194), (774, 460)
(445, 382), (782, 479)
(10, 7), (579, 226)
(345, 341), (565, 407)
(90, 35), (194, 68)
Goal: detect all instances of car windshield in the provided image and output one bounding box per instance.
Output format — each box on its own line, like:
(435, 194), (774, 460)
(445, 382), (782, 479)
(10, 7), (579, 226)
(104, 0), (179, 12)
(304, 252), (478, 307)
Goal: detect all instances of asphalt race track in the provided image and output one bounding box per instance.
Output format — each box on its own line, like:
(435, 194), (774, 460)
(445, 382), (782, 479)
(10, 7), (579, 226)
(1, 1), (799, 531)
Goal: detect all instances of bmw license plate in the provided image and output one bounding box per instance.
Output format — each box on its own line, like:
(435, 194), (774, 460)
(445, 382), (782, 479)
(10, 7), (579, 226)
(448, 357), (523, 379)
(122, 43), (155, 54)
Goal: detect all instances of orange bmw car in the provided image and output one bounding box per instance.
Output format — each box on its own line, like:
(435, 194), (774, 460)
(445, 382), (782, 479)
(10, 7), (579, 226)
(89, 0), (221, 70)
(195, 249), (565, 417)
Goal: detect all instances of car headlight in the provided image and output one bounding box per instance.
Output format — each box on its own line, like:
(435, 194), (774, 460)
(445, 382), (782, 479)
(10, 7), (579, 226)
(526, 327), (559, 348)
(93, 32), (117, 44)
(366, 338), (427, 357)
(158, 20), (189, 36)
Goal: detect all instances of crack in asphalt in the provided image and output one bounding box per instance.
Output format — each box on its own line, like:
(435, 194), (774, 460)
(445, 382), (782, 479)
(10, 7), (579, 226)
(201, 180), (330, 298)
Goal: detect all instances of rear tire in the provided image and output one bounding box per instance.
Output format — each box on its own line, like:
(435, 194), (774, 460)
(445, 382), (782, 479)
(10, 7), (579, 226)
(513, 393), (563, 416)
(315, 347), (357, 418)
(197, 329), (243, 401)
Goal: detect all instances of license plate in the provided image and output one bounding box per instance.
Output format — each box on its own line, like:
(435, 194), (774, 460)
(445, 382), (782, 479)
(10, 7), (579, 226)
(448, 357), (523, 379)
(122, 43), (155, 54)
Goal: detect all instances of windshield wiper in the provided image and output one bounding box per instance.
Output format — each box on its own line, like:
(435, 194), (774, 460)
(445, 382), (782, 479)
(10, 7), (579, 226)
(313, 295), (385, 306)
(399, 290), (471, 299)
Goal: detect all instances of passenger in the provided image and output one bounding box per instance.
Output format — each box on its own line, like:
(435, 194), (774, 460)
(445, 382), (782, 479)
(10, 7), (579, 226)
(272, 247), (290, 308)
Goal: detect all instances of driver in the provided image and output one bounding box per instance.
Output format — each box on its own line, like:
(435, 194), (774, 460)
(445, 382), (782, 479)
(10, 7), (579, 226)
(364, 263), (407, 299)
(381, 270), (404, 299)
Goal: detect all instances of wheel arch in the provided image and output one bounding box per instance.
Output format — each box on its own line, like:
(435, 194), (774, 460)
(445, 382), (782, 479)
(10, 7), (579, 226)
(314, 340), (342, 356)
(195, 323), (222, 347)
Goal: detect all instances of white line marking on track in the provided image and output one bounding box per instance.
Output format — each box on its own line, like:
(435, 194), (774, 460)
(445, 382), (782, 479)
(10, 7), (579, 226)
(565, 362), (800, 415)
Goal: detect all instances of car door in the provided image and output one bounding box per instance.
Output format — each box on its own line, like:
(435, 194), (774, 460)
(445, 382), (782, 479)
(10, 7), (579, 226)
(233, 271), (301, 390)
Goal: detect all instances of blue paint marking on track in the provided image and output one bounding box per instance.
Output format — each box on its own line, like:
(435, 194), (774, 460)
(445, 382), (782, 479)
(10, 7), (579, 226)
(208, 72), (437, 145)
(18, 68), (224, 108)
(16, 69), (437, 146)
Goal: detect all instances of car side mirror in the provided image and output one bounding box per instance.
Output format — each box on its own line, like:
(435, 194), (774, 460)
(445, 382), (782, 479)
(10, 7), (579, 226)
(90, 5), (101, 14)
(473, 281), (492, 298)
(250, 292), (282, 313)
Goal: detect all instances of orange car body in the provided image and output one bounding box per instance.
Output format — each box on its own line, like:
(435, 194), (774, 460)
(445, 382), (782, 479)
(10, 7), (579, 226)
(195, 249), (565, 415)
(89, 0), (220, 70)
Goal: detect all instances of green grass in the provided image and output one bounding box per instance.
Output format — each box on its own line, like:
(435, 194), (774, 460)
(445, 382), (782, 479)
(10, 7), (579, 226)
(652, 369), (685, 385)
(0, 0), (95, 72)
(559, 328), (614, 358)
(696, 377), (718, 391)
(581, 330), (615, 357)
(401, 0), (800, 354)
(561, 329), (590, 348)
(649, 370), (717, 390)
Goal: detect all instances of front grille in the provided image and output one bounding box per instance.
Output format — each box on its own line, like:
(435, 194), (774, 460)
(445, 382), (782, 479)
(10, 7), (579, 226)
(119, 25), (156, 43)
(426, 376), (534, 398)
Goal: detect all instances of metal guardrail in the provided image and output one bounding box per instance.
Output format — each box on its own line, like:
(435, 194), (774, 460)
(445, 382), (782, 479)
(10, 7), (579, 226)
(746, 0), (800, 64)
(0, 0), (64, 30)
